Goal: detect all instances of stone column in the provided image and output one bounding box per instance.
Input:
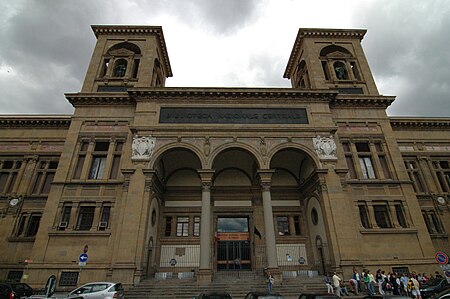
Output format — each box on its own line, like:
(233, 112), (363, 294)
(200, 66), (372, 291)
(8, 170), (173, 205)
(258, 170), (278, 270)
(197, 170), (215, 283)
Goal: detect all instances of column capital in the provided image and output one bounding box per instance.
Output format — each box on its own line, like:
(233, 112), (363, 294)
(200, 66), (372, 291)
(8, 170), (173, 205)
(197, 169), (215, 183)
(257, 169), (275, 191)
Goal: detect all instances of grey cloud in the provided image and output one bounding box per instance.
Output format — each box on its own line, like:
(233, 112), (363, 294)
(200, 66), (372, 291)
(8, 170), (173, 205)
(248, 53), (291, 87)
(134, 0), (261, 35)
(352, 0), (450, 116)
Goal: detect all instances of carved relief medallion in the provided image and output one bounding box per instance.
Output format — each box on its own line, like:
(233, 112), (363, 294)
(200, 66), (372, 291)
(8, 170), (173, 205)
(313, 135), (337, 160)
(132, 135), (156, 160)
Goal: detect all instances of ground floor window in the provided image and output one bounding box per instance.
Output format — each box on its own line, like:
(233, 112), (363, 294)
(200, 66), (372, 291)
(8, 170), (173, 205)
(7, 270), (23, 282)
(59, 271), (79, 286)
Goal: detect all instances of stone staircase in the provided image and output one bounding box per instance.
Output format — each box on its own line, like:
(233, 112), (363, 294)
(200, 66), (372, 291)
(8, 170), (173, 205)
(126, 272), (327, 299)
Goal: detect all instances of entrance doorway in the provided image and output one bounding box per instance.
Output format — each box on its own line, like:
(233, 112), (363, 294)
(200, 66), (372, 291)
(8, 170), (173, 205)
(216, 217), (251, 270)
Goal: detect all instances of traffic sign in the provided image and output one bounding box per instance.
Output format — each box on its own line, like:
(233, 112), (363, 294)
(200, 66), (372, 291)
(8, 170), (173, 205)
(79, 253), (88, 263)
(435, 252), (449, 265)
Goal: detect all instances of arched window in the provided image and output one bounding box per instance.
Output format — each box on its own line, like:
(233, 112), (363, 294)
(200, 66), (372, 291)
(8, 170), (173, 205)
(333, 61), (348, 80)
(113, 59), (127, 77)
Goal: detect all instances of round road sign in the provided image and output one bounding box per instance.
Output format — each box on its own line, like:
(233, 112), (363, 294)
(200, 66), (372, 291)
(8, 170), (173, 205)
(435, 252), (449, 265)
(79, 253), (88, 263)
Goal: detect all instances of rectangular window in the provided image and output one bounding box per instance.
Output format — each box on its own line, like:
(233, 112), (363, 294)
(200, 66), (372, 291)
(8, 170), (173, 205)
(294, 216), (301, 235)
(359, 157), (376, 179)
(276, 216), (290, 236)
(99, 205), (111, 230)
(423, 210), (444, 234)
(405, 161), (426, 193)
(89, 156), (107, 179)
(0, 160), (21, 194)
(433, 160), (450, 192)
(358, 204), (370, 229)
(193, 216), (200, 237)
(346, 156), (357, 179)
(59, 272), (79, 286)
(176, 216), (189, 237)
(76, 206), (95, 231)
(25, 214), (41, 237)
(32, 160), (58, 195)
(165, 216), (172, 237)
(59, 205), (71, 230)
(16, 215), (27, 236)
(395, 203), (407, 228)
(373, 204), (392, 228)
(109, 142), (123, 179)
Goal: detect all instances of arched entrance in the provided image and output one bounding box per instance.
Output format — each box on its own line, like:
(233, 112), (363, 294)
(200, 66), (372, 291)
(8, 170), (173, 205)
(211, 147), (260, 271)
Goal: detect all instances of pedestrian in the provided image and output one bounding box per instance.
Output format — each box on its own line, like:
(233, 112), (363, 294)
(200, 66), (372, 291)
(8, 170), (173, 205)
(353, 269), (362, 293)
(266, 271), (274, 294)
(332, 272), (342, 297)
(365, 270), (375, 296)
(324, 273), (333, 294)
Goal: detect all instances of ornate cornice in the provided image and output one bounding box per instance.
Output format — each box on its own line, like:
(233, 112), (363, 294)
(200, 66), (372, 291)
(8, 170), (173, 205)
(284, 28), (366, 79)
(65, 93), (135, 107)
(0, 116), (71, 128)
(390, 117), (450, 130)
(330, 95), (395, 108)
(129, 87), (337, 102)
(91, 25), (173, 77)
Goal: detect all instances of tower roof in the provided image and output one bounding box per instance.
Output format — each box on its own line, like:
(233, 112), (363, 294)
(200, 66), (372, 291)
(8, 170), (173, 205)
(91, 25), (173, 77)
(283, 28), (367, 79)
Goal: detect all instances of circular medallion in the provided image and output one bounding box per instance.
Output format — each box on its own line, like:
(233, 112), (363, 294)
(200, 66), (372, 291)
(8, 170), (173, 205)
(436, 196), (446, 205)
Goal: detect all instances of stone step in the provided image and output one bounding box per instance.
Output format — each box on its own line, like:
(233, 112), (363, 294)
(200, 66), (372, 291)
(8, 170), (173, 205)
(126, 276), (327, 299)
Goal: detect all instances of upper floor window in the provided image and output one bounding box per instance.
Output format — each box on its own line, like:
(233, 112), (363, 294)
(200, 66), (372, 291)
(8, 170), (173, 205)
(373, 204), (392, 228)
(276, 216), (290, 236)
(405, 160), (426, 193)
(76, 206), (95, 231)
(113, 59), (127, 77)
(333, 61), (348, 80)
(422, 210), (445, 234)
(31, 160), (58, 195)
(0, 160), (22, 195)
(15, 213), (41, 237)
(100, 42), (141, 80)
(176, 216), (189, 237)
(358, 202), (370, 229)
(342, 141), (392, 180)
(394, 202), (408, 228)
(432, 159), (450, 193)
(320, 45), (360, 82)
(73, 140), (124, 180)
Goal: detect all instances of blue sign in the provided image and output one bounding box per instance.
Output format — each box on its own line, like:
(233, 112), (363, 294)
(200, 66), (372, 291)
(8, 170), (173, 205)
(79, 253), (88, 262)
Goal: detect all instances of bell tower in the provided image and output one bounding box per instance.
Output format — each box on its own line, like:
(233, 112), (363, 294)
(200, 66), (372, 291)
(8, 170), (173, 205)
(284, 28), (379, 95)
(81, 25), (173, 93)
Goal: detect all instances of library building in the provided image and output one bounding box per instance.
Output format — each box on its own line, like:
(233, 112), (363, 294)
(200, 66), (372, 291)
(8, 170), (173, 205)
(0, 25), (448, 287)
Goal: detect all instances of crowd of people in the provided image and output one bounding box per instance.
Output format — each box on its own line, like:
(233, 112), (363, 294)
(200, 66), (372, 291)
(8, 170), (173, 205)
(323, 269), (445, 298)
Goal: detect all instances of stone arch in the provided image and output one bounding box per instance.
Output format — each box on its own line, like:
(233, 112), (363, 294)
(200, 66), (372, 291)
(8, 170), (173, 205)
(320, 45), (352, 58)
(108, 41), (141, 54)
(150, 142), (206, 169)
(268, 142), (320, 168)
(208, 142), (263, 169)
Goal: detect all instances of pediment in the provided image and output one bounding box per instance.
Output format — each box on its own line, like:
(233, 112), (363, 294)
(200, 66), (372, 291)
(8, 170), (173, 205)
(108, 48), (135, 56)
(326, 50), (352, 59)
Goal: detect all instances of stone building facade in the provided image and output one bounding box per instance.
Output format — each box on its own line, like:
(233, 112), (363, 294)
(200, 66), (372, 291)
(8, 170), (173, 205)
(0, 25), (449, 287)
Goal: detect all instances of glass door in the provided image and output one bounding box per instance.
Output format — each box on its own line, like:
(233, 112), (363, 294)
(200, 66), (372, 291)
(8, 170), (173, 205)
(216, 217), (251, 270)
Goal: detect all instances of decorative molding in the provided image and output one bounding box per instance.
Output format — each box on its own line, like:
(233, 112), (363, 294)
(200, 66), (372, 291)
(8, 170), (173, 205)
(129, 88), (336, 102)
(390, 117), (450, 130)
(0, 116), (71, 128)
(91, 25), (173, 77)
(65, 93), (134, 107)
(330, 95), (395, 108)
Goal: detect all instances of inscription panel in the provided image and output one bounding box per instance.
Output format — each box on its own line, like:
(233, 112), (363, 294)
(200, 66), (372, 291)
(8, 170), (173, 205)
(159, 107), (308, 124)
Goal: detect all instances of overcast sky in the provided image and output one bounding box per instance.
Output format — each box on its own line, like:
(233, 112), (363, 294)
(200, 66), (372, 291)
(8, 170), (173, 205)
(0, 0), (449, 116)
